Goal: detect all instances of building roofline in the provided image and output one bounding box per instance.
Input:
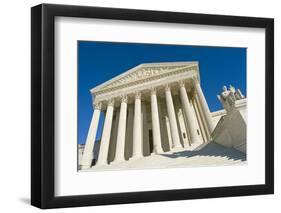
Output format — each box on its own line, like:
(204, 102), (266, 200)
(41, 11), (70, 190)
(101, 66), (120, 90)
(90, 61), (199, 94)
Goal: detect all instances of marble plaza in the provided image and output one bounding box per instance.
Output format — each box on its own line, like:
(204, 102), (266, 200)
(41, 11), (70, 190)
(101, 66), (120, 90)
(79, 61), (247, 171)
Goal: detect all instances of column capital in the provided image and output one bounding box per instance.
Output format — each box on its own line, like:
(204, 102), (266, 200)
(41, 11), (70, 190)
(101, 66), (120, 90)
(134, 91), (141, 99)
(164, 84), (171, 92)
(107, 99), (115, 107)
(120, 95), (128, 103)
(150, 87), (157, 95)
(93, 102), (102, 110)
(192, 76), (200, 85)
(178, 80), (185, 88)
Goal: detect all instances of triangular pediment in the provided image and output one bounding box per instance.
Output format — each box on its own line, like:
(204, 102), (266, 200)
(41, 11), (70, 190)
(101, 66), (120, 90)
(91, 61), (198, 94)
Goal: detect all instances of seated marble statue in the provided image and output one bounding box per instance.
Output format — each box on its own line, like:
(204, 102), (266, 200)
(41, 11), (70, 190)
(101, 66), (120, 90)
(217, 85), (245, 111)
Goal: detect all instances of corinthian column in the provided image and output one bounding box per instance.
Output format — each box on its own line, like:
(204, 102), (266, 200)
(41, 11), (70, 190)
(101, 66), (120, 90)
(150, 88), (163, 154)
(80, 102), (102, 169)
(96, 99), (115, 166)
(113, 95), (128, 163)
(131, 92), (143, 159)
(178, 80), (201, 144)
(193, 78), (215, 133)
(165, 85), (182, 149)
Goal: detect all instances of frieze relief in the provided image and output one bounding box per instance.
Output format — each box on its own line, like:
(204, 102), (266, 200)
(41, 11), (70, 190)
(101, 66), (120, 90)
(94, 64), (198, 95)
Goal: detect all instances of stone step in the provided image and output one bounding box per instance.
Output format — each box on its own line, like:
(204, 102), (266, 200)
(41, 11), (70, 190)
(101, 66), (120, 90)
(82, 142), (246, 172)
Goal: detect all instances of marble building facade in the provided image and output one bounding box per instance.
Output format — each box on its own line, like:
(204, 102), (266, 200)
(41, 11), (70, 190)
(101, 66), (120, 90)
(80, 62), (227, 170)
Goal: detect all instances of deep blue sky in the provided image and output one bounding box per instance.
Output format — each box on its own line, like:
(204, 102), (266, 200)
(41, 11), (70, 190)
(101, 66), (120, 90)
(78, 41), (246, 145)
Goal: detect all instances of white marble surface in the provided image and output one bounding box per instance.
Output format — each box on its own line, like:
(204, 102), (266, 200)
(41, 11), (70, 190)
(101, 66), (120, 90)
(82, 142), (246, 172)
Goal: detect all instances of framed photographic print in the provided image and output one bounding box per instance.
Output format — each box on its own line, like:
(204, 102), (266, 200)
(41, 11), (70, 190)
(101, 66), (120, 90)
(31, 3), (274, 209)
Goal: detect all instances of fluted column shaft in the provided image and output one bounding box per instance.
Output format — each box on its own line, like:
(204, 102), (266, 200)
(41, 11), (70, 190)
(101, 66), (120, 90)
(165, 116), (173, 149)
(150, 88), (163, 154)
(81, 103), (102, 169)
(179, 81), (201, 144)
(131, 92), (143, 159)
(96, 100), (115, 166)
(194, 93), (211, 141)
(193, 80), (215, 133)
(113, 96), (128, 163)
(165, 85), (182, 148)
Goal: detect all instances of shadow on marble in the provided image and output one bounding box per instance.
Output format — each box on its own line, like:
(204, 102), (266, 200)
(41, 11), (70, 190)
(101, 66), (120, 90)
(160, 142), (246, 162)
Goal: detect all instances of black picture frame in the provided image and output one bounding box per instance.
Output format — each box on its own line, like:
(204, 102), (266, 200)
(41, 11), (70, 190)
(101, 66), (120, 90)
(31, 3), (274, 209)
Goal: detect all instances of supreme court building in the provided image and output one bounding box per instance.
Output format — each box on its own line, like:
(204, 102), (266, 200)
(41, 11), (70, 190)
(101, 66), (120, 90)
(80, 61), (228, 170)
